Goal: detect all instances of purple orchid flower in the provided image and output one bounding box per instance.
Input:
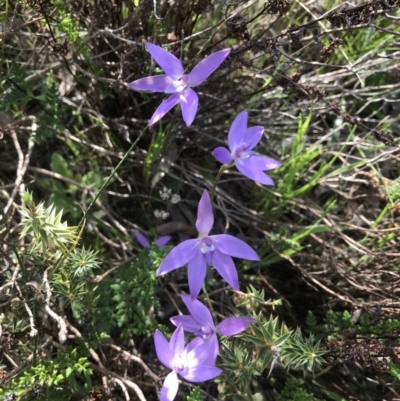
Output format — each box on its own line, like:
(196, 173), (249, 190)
(171, 294), (256, 361)
(212, 110), (281, 185)
(154, 324), (222, 401)
(156, 190), (259, 298)
(133, 231), (171, 248)
(128, 42), (231, 127)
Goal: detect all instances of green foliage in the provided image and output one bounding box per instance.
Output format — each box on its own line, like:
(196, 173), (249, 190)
(36, 152), (105, 219)
(307, 308), (400, 339)
(282, 329), (325, 373)
(93, 244), (169, 336)
(0, 64), (68, 143)
(0, 348), (92, 400)
(218, 287), (325, 400)
(186, 386), (204, 401)
(19, 192), (79, 254)
(389, 362), (400, 381)
(277, 378), (322, 401)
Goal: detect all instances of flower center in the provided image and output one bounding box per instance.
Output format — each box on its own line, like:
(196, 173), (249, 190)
(173, 353), (187, 373)
(198, 237), (215, 265)
(233, 143), (250, 160)
(200, 325), (214, 341)
(166, 75), (189, 94)
(171, 79), (186, 92)
(199, 237), (215, 254)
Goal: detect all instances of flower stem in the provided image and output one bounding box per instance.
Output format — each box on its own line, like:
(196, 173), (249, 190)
(78, 125), (149, 230)
(202, 283), (215, 316)
(160, 105), (181, 161)
(210, 163), (233, 201)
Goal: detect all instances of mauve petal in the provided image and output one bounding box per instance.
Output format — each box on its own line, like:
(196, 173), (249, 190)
(180, 88), (198, 127)
(246, 154), (282, 171)
(170, 315), (201, 333)
(186, 336), (205, 353)
(170, 324), (185, 357)
(228, 110), (248, 150)
(160, 371), (179, 401)
(146, 43), (184, 80)
(128, 75), (174, 92)
(188, 49), (231, 87)
(211, 249), (239, 290)
(182, 366), (222, 382)
(157, 239), (198, 276)
(154, 330), (173, 369)
(149, 93), (180, 126)
(244, 126), (264, 150)
(216, 317), (257, 336)
(196, 190), (214, 235)
(212, 147), (232, 165)
(181, 294), (214, 328)
(188, 251), (207, 299)
(212, 234), (259, 261)
(134, 232), (150, 248)
(201, 335), (219, 365)
(155, 235), (172, 247)
(186, 338), (219, 368)
(236, 159), (275, 185)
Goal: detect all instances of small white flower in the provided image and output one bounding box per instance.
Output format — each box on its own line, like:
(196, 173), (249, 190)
(154, 209), (169, 220)
(170, 194), (181, 204)
(159, 186), (172, 200)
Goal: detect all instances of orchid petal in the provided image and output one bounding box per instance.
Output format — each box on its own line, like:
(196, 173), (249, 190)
(188, 251), (207, 299)
(186, 336), (205, 352)
(146, 43), (184, 80)
(154, 330), (173, 369)
(196, 190), (214, 236)
(236, 159), (275, 185)
(182, 366), (222, 382)
(180, 88), (198, 127)
(245, 154), (282, 171)
(211, 249), (239, 290)
(157, 239), (198, 276)
(188, 49), (231, 87)
(212, 147), (232, 165)
(169, 324), (185, 357)
(160, 371), (179, 401)
(128, 75), (174, 92)
(134, 232), (150, 248)
(170, 315), (201, 333)
(186, 339), (219, 368)
(244, 126), (264, 150)
(199, 335), (219, 365)
(212, 234), (259, 261)
(181, 294), (214, 327)
(149, 93), (180, 126)
(216, 317), (257, 336)
(155, 235), (172, 247)
(228, 110), (248, 150)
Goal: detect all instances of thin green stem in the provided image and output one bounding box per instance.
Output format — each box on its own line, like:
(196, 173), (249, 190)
(202, 283), (215, 316)
(78, 125), (149, 231)
(53, 125), (149, 274)
(210, 163), (233, 201)
(160, 106), (181, 161)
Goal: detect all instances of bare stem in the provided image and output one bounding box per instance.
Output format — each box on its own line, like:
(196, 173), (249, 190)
(210, 164), (233, 201)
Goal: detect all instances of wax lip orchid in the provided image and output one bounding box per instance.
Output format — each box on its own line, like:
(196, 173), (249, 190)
(154, 324), (222, 401)
(128, 42), (231, 127)
(156, 190), (260, 298)
(212, 110), (281, 185)
(171, 294), (256, 360)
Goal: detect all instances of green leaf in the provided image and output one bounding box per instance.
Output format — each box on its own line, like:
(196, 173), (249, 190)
(50, 152), (73, 178)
